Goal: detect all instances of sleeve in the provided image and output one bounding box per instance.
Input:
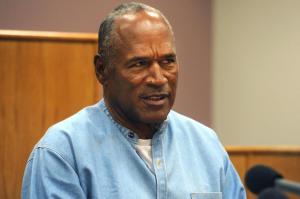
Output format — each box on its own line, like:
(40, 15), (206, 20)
(221, 155), (247, 199)
(22, 147), (86, 199)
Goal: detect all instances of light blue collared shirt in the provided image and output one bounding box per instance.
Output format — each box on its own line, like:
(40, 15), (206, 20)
(22, 99), (246, 199)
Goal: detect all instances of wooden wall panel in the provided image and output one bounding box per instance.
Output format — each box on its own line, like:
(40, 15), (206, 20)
(228, 147), (300, 199)
(0, 30), (100, 199)
(229, 154), (247, 181)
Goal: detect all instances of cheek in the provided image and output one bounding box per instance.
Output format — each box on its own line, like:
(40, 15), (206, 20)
(126, 71), (149, 85)
(107, 76), (132, 100)
(115, 75), (142, 99)
(166, 71), (178, 87)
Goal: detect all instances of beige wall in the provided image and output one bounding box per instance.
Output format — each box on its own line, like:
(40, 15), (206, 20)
(0, 0), (212, 125)
(213, 0), (300, 145)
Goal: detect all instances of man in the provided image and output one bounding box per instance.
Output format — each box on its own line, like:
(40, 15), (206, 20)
(22, 2), (246, 199)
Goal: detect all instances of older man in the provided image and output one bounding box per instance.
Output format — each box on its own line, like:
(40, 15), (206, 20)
(22, 2), (246, 199)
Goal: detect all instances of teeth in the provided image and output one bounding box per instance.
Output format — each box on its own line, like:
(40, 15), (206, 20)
(145, 96), (164, 100)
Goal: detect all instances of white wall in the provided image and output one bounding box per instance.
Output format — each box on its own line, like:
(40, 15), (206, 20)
(213, 0), (300, 145)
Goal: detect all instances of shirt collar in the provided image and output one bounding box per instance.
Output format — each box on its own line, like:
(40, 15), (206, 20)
(98, 99), (168, 143)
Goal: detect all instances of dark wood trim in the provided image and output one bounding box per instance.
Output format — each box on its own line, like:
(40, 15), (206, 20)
(0, 30), (97, 42)
(226, 146), (300, 154)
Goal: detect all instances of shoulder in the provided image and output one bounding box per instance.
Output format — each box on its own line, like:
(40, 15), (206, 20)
(40, 102), (103, 143)
(167, 110), (218, 140)
(166, 110), (227, 159)
(31, 100), (110, 166)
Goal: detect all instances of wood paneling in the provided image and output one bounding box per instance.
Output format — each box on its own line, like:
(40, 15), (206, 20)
(0, 30), (100, 199)
(228, 146), (300, 199)
(0, 30), (98, 41)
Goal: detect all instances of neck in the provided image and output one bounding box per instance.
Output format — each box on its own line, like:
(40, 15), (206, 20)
(104, 98), (158, 139)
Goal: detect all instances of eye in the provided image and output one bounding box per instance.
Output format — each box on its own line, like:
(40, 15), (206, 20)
(159, 57), (176, 66)
(129, 59), (149, 68)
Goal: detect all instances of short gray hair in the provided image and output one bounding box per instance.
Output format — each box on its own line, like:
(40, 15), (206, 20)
(97, 2), (173, 68)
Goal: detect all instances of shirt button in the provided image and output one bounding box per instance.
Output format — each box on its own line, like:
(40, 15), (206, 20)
(157, 159), (161, 168)
(128, 132), (135, 138)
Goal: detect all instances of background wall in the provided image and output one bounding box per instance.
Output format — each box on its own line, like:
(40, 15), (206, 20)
(0, 0), (212, 125)
(213, 0), (300, 145)
(1, 0), (300, 145)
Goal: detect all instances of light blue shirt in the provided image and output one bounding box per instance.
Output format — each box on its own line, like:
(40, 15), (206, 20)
(22, 99), (246, 199)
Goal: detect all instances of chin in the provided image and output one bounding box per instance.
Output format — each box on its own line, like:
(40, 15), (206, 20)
(141, 111), (169, 124)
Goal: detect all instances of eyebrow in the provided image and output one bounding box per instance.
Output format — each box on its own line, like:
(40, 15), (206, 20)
(161, 53), (177, 60)
(126, 53), (177, 64)
(127, 56), (150, 63)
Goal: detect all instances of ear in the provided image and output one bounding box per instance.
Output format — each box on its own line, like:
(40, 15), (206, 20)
(94, 53), (108, 85)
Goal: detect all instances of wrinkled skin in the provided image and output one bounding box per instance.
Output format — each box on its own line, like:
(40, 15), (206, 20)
(96, 11), (179, 138)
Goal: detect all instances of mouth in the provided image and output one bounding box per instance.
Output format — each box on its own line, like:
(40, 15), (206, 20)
(140, 93), (169, 106)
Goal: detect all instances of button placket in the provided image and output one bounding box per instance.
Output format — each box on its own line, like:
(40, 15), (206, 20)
(152, 134), (167, 199)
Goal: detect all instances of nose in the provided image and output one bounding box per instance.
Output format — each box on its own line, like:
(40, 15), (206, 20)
(147, 62), (168, 86)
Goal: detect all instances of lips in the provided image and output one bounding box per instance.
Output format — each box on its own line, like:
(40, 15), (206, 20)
(140, 93), (169, 106)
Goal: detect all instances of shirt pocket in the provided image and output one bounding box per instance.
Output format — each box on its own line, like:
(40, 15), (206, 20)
(190, 192), (222, 199)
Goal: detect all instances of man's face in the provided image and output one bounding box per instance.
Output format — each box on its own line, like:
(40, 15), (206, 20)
(103, 11), (178, 131)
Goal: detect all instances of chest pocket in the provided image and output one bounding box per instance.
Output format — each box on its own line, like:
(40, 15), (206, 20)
(190, 192), (222, 199)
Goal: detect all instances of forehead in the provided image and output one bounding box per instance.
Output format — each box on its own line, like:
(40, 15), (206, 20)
(116, 10), (167, 34)
(113, 11), (175, 56)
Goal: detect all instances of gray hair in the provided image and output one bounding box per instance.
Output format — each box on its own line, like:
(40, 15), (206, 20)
(97, 2), (173, 68)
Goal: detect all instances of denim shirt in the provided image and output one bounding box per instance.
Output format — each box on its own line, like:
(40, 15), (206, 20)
(22, 99), (246, 199)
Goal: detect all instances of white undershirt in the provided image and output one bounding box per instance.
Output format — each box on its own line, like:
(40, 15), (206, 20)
(135, 139), (153, 170)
